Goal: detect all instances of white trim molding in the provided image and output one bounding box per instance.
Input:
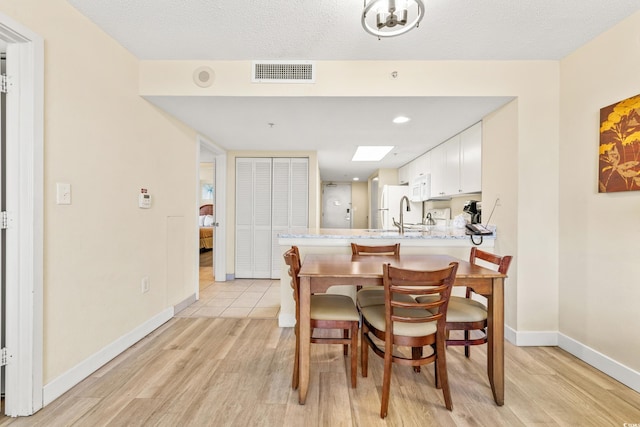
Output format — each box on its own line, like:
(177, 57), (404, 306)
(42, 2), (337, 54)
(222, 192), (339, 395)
(558, 333), (640, 394)
(0, 12), (44, 417)
(505, 326), (640, 393)
(42, 308), (173, 406)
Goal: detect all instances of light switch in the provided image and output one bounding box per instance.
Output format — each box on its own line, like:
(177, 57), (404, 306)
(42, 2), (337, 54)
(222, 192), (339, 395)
(56, 183), (71, 205)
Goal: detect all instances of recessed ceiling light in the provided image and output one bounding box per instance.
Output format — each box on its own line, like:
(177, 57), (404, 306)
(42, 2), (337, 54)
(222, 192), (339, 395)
(352, 146), (394, 161)
(353, 177), (360, 181)
(393, 116), (410, 124)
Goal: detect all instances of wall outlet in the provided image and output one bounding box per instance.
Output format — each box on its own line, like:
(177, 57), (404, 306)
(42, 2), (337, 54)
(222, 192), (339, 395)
(141, 276), (150, 294)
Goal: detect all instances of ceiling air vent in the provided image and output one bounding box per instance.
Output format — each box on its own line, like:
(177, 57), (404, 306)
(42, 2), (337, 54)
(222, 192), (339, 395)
(252, 61), (315, 83)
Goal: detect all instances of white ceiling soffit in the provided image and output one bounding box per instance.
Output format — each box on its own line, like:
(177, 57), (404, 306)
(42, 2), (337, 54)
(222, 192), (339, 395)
(65, 0), (640, 61)
(144, 96), (514, 182)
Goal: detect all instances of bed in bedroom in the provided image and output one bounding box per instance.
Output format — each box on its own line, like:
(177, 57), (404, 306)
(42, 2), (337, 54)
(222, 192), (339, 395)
(199, 204), (214, 250)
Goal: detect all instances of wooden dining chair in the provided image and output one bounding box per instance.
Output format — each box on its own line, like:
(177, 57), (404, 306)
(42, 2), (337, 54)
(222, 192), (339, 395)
(352, 243), (414, 308)
(360, 262), (458, 418)
(415, 247), (512, 357)
(283, 246), (360, 389)
(351, 242), (400, 256)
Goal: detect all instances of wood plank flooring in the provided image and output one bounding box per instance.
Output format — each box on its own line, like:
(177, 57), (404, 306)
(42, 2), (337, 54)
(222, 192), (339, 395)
(2, 317), (639, 426)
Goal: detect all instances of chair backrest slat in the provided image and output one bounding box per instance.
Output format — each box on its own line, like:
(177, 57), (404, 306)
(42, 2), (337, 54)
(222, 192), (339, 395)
(383, 262), (458, 326)
(469, 247), (512, 274)
(351, 243), (400, 256)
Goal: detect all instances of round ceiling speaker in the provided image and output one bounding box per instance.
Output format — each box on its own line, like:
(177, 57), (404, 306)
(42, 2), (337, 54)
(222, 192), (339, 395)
(193, 66), (215, 88)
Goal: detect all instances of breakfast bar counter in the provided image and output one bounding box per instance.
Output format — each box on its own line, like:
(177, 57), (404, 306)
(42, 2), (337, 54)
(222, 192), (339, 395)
(278, 226), (495, 247)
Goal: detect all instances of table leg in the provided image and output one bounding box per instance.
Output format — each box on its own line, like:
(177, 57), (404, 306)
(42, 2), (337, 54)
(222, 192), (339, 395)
(487, 277), (505, 405)
(298, 276), (311, 404)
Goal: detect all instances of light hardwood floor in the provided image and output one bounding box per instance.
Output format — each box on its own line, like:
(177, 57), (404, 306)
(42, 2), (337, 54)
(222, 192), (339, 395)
(1, 315), (639, 426)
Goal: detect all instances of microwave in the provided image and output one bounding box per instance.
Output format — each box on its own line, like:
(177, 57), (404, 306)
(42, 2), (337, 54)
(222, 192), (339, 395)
(410, 174), (431, 202)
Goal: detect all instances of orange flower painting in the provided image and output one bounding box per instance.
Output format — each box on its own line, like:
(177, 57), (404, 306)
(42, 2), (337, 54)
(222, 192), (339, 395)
(599, 94), (640, 193)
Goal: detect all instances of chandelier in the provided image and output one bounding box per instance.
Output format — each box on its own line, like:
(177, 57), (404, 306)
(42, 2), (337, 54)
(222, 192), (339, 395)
(361, 0), (425, 38)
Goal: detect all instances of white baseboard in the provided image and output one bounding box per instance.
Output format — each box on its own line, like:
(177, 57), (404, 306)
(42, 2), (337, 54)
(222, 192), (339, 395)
(278, 312), (295, 328)
(504, 326), (639, 393)
(505, 325), (558, 346)
(42, 307), (173, 406)
(558, 333), (640, 393)
(174, 293), (196, 314)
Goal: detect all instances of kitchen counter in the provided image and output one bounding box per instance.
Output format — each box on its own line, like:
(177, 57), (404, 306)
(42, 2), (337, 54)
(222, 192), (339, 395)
(278, 226), (496, 247)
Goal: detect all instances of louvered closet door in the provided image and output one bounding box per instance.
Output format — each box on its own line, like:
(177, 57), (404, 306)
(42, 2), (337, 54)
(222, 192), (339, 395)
(235, 158), (272, 278)
(271, 158), (308, 278)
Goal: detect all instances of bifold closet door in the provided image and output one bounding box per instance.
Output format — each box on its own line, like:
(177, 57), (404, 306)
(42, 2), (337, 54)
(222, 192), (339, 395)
(271, 158), (308, 278)
(235, 158), (272, 278)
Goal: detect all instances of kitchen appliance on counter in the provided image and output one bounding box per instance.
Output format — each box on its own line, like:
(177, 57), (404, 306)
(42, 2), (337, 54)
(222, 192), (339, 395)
(424, 208), (451, 227)
(379, 185), (422, 230)
(463, 200), (482, 224)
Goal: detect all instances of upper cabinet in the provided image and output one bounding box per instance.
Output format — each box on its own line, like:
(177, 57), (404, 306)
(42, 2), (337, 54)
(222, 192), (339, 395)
(459, 122), (482, 194)
(431, 134), (461, 198)
(398, 162), (412, 185)
(402, 121), (482, 199)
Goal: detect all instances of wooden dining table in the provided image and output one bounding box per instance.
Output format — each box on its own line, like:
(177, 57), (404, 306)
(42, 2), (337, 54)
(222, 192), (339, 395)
(296, 253), (507, 406)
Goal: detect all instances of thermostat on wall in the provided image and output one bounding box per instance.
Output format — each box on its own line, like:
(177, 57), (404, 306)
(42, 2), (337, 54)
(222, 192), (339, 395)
(139, 193), (152, 209)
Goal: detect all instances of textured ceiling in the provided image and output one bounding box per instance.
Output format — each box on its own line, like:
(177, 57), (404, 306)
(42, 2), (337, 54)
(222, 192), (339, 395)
(66, 0), (640, 181)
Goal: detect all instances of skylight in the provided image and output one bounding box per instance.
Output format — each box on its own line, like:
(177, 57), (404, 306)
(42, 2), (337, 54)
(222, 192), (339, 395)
(352, 146), (394, 161)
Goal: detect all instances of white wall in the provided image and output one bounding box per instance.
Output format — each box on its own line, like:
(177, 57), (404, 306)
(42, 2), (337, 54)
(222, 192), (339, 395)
(559, 11), (640, 373)
(0, 0), (199, 386)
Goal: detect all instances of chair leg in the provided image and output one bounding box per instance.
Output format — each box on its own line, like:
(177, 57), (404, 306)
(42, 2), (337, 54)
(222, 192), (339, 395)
(412, 347), (422, 373)
(350, 322), (358, 388)
(436, 338), (453, 411)
(464, 329), (470, 358)
(292, 325), (300, 390)
(361, 324), (369, 377)
(380, 341), (393, 418)
(343, 329), (349, 356)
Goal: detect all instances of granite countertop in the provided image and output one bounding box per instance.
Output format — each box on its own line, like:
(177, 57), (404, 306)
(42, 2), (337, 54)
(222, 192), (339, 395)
(278, 226), (496, 240)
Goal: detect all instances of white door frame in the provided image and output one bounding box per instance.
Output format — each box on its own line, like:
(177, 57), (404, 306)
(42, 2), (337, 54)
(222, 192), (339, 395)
(197, 135), (226, 282)
(0, 13), (44, 416)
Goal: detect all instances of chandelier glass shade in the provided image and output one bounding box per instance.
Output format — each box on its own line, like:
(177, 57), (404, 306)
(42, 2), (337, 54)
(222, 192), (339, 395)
(362, 0), (425, 38)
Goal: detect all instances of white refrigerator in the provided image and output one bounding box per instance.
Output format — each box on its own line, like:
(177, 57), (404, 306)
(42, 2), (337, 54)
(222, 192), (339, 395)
(379, 185), (422, 230)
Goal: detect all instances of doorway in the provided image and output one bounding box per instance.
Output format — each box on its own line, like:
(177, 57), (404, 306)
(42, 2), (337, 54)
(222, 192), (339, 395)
(198, 149), (215, 290)
(197, 136), (226, 285)
(321, 183), (352, 228)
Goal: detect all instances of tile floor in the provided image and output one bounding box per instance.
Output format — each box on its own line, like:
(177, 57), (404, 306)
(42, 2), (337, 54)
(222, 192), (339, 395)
(176, 265), (281, 319)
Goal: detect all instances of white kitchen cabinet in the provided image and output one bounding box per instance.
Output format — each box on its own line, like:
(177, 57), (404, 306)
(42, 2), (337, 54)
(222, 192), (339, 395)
(430, 135), (460, 198)
(459, 122), (482, 194)
(429, 122), (482, 198)
(413, 151), (431, 184)
(236, 157), (308, 279)
(398, 163), (411, 185)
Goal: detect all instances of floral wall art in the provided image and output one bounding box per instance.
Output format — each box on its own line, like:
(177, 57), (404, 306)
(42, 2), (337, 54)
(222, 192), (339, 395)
(599, 93), (640, 193)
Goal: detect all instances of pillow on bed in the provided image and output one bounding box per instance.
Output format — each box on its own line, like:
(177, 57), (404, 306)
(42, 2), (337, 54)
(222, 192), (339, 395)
(204, 215), (214, 227)
(199, 215), (206, 226)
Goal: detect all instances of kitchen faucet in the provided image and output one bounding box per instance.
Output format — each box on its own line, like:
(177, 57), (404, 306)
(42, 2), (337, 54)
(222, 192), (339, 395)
(398, 195), (411, 234)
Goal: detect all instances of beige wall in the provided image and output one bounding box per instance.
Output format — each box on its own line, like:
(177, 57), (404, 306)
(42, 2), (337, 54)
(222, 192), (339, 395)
(559, 11), (640, 371)
(0, 0), (199, 383)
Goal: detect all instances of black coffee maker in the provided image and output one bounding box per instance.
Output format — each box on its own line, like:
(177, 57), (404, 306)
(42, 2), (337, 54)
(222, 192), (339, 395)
(463, 200), (482, 224)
